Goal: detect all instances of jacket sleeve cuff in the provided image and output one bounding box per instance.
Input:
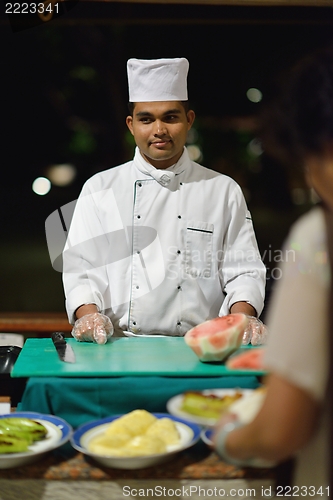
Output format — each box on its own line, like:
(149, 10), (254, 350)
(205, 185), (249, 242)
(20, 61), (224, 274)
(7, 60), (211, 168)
(65, 286), (104, 324)
(219, 285), (265, 318)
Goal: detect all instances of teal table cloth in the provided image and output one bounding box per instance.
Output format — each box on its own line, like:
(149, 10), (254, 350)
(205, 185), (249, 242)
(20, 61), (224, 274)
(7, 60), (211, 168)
(18, 375), (261, 429)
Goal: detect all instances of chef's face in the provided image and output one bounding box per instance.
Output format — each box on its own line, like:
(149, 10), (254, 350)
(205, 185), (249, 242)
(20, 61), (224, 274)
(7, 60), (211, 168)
(305, 147), (333, 210)
(126, 101), (195, 169)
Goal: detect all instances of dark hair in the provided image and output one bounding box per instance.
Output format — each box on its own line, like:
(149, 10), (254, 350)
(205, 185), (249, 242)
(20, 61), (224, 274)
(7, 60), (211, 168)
(127, 101), (190, 116)
(260, 46), (333, 166)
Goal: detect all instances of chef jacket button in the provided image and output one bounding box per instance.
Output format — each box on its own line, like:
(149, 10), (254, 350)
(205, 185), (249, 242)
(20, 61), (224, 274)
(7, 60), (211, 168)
(160, 174), (171, 186)
(138, 183), (142, 187)
(137, 250), (140, 254)
(133, 321), (136, 326)
(136, 286), (139, 289)
(177, 250), (181, 254)
(178, 215), (181, 219)
(177, 321), (181, 326)
(137, 215), (141, 219)
(180, 182), (183, 185)
(177, 285), (182, 290)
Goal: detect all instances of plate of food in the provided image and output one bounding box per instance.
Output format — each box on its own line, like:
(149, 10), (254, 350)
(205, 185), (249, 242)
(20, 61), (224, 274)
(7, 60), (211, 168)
(167, 388), (261, 427)
(0, 411), (72, 469)
(200, 427), (214, 447)
(70, 409), (201, 469)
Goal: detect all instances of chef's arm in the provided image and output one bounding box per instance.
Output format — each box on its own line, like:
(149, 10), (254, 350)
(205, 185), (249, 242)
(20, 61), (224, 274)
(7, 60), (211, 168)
(74, 303), (99, 320)
(230, 301), (256, 317)
(214, 372), (320, 463)
(63, 186), (111, 325)
(220, 185), (266, 318)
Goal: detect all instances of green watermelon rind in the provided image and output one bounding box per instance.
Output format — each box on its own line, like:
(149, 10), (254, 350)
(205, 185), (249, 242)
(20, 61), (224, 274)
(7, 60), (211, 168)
(184, 313), (249, 363)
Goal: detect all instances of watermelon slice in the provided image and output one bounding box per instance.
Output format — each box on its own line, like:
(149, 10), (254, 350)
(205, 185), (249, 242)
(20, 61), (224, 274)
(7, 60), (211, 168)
(184, 314), (249, 362)
(226, 347), (265, 370)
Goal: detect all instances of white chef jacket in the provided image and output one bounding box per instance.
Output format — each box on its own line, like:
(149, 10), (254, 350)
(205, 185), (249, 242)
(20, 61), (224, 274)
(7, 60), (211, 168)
(63, 147), (265, 336)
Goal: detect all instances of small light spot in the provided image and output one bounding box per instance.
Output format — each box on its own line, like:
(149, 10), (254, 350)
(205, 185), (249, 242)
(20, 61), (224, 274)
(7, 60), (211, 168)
(187, 144), (203, 162)
(32, 177), (51, 196)
(246, 88), (263, 103)
(46, 164), (76, 186)
(247, 138), (263, 157)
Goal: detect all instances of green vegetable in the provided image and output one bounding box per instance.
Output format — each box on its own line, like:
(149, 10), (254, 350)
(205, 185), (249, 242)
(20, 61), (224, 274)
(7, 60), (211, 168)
(0, 435), (30, 454)
(0, 428), (34, 445)
(0, 418), (47, 441)
(0, 417), (48, 454)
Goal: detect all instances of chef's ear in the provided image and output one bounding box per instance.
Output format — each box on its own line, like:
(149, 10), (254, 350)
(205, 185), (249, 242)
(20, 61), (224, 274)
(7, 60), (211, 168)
(126, 115), (134, 135)
(186, 109), (195, 130)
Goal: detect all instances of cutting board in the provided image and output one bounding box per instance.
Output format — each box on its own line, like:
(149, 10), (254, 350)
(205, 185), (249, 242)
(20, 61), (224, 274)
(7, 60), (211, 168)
(11, 337), (265, 378)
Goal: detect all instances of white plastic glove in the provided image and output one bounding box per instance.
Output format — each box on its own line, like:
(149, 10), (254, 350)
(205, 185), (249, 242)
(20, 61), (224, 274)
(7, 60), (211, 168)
(242, 316), (268, 346)
(71, 312), (114, 345)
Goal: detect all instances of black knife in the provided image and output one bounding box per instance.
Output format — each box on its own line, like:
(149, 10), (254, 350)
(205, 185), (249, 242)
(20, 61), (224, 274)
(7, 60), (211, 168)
(51, 332), (76, 363)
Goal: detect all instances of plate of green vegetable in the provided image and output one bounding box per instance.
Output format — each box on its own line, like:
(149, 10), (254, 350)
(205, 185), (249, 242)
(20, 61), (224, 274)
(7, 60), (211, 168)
(0, 411), (72, 469)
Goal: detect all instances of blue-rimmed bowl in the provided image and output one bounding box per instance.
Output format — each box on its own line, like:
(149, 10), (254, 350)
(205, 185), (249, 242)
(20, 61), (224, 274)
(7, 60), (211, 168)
(0, 411), (72, 469)
(200, 427), (214, 447)
(71, 413), (201, 469)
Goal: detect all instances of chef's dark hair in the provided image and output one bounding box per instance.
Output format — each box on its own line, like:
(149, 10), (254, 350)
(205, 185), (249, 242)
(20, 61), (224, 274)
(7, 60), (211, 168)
(127, 101), (190, 116)
(260, 46), (333, 166)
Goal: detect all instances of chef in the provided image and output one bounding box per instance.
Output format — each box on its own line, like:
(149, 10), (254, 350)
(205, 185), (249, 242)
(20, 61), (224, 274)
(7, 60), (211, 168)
(62, 57), (266, 344)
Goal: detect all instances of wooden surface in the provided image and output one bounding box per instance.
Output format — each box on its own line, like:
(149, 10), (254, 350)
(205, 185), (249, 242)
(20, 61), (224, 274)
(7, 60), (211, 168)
(0, 312), (72, 334)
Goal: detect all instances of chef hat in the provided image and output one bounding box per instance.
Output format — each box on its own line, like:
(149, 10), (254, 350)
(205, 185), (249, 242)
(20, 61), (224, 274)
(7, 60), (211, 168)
(127, 58), (189, 102)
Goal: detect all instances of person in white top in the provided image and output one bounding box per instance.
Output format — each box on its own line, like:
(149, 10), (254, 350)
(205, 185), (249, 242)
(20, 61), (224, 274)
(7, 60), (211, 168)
(63, 57), (266, 343)
(213, 47), (333, 497)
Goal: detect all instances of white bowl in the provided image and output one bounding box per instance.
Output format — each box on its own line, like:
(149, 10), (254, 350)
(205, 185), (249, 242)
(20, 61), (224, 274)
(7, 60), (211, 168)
(70, 413), (201, 469)
(200, 427), (214, 447)
(0, 411), (72, 469)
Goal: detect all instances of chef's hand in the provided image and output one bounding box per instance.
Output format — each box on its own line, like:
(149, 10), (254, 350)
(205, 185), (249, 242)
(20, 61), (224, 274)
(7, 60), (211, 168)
(71, 312), (114, 344)
(242, 316), (268, 346)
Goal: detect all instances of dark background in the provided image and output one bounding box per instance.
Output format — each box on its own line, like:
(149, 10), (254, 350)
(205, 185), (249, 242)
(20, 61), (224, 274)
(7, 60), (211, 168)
(1, 2), (333, 316)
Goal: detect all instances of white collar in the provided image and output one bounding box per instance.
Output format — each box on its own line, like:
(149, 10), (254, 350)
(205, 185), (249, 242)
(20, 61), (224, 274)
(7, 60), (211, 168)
(133, 147), (188, 187)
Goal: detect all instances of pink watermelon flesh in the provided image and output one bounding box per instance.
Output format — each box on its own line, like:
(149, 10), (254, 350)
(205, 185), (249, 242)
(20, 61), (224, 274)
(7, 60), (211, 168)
(226, 348), (264, 370)
(184, 313), (249, 362)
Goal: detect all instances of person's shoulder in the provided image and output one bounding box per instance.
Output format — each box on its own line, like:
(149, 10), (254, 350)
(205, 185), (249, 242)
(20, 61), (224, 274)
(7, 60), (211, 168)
(189, 160), (239, 186)
(289, 205), (325, 240)
(285, 206), (327, 275)
(82, 160), (133, 190)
